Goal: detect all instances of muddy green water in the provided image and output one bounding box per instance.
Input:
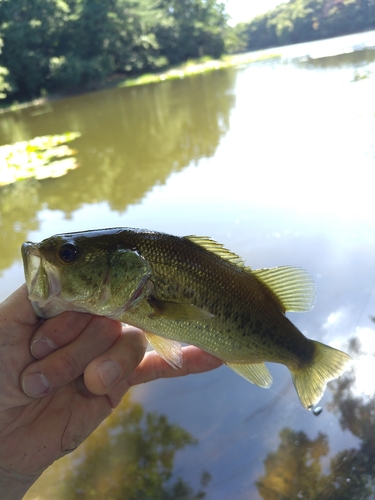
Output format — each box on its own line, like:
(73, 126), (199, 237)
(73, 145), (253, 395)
(1, 30), (375, 500)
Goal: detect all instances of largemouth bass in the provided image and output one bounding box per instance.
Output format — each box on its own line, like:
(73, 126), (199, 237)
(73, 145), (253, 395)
(21, 227), (351, 409)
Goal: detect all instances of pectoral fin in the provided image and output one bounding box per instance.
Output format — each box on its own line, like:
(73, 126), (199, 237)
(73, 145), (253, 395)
(226, 361), (273, 388)
(149, 297), (214, 321)
(145, 332), (183, 369)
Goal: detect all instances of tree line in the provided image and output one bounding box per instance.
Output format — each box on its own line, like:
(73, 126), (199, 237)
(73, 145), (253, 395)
(229, 0), (375, 53)
(1, 0), (375, 104)
(0, 0), (228, 102)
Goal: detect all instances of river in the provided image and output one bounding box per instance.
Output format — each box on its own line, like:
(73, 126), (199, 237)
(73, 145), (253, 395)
(1, 30), (375, 499)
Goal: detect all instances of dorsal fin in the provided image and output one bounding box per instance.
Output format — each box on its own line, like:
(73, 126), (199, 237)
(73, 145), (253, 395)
(253, 266), (316, 313)
(184, 236), (246, 268)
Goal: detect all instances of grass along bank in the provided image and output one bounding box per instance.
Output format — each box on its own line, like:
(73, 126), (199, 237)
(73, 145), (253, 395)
(118, 52), (281, 87)
(1, 51), (281, 114)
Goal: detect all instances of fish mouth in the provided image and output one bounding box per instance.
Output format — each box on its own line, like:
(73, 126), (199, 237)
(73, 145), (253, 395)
(21, 242), (63, 317)
(21, 242), (42, 296)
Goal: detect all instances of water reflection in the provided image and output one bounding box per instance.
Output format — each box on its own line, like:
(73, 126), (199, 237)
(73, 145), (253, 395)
(2, 31), (375, 500)
(0, 181), (40, 273)
(25, 393), (211, 500)
(301, 47), (375, 68)
(0, 70), (236, 272)
(43, 72), (236, 213)
(24, 327), (375, 500)
(256, 329), (375, 500)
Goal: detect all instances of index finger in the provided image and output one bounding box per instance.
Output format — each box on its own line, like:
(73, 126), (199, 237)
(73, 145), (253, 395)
(127, 346), (223, 387)
(30, 312), (95, 359)
(21, 315), (123, 398)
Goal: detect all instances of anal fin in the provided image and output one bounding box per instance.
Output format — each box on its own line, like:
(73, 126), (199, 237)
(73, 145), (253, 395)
(145, 332), (183, 369)
(227, 361), (273, 388)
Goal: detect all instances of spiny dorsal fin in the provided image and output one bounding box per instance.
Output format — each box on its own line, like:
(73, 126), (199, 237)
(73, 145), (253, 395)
(252, 266), (316, 313)
(185, 236), (246, 268)
(226, 361), (273, 388)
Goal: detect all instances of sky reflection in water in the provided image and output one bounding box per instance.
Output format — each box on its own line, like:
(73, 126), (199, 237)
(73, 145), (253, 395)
(1, 31), (375, 500)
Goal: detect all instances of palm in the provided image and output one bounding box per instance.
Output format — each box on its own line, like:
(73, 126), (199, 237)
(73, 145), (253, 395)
(0, 303), (111, 478)
(0, 287), (120, 482)
(1, 383), (112, 477)
(0, 285), (222, 497)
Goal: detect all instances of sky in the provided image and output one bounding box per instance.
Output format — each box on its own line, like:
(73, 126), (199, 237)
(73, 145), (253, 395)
(225, 0), (286, 25)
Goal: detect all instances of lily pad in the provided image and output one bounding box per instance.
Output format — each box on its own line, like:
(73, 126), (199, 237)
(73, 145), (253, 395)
(0, 131), (81, 186)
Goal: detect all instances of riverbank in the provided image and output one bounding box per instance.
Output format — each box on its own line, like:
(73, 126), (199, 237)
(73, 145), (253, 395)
(0, 52), (280, 115)
(0, 51), (281, 186)
(117, 52), (281, 87)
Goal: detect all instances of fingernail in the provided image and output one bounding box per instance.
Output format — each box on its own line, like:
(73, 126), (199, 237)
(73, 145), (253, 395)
(31, 337), (58, 359)
(22, 372), (50, 397)
(97, 360), (120, 388)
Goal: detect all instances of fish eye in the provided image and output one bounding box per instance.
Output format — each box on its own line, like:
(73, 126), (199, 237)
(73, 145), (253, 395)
(58, 242), (79, 263)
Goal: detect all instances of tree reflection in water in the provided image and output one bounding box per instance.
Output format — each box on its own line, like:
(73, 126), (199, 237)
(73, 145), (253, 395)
(26, 392), (210, 500)
(0, 180), (41, 272)
(256, 326), (375, 500)
(0, 69), (236, 275)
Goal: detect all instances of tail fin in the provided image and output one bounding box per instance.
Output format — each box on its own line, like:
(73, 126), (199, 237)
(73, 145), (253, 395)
(291, 340), (351, 410)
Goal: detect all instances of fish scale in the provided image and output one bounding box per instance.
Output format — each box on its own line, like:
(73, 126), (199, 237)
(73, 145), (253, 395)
(21, 227), (351, 410)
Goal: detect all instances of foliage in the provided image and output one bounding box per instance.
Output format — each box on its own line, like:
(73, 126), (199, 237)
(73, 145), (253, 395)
(223, 22), (249, 54)
(1, 0), (374, 102)
(54, 394), (210, 499)
(153, 0), (228, 65)
(0, 131), (81, 185)
(257, 335), (375, 500)
(119, 53), (281, 87)
(256, 428), (329, 499)
(240, 0), (375, 51)
(0, 0), (228, 102)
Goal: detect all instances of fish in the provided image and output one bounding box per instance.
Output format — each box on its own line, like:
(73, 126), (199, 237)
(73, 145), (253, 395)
(21, 227), (351, 410)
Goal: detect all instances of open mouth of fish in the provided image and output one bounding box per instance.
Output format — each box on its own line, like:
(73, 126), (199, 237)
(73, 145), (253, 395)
(21, 242), (65, 318)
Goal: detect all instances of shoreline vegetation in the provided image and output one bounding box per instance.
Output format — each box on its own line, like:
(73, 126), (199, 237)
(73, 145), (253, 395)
(1, 0), (375, 185)
(1, 0), (374, 109)
(0, 51), (280, 114)
(120, 51), (281, 86)
(0, 51), (279, 186)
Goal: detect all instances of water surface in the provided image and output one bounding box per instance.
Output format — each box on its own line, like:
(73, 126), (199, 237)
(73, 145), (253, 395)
(1, 30), (375, 500)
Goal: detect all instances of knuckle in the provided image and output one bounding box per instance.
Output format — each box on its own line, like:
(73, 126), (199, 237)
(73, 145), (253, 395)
(152, 353), (170, 378)
(57, 349), (82, 380)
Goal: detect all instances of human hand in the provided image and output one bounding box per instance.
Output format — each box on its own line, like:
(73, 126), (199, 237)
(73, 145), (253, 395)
(0, 285), (222, 499)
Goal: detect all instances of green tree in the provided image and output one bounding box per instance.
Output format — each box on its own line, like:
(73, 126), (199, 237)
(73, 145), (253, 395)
(0, 0), (229, 102)
(50, 0), (165, 90)
(0, 0), (70, 99)
(257, 334), (375, 500)
(57, 394), (210, 499)
(224, 22), (250, 54)
(256, 428), (329, 500)
(241, 0), (375, 51)
(153, 0), (228, 64)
